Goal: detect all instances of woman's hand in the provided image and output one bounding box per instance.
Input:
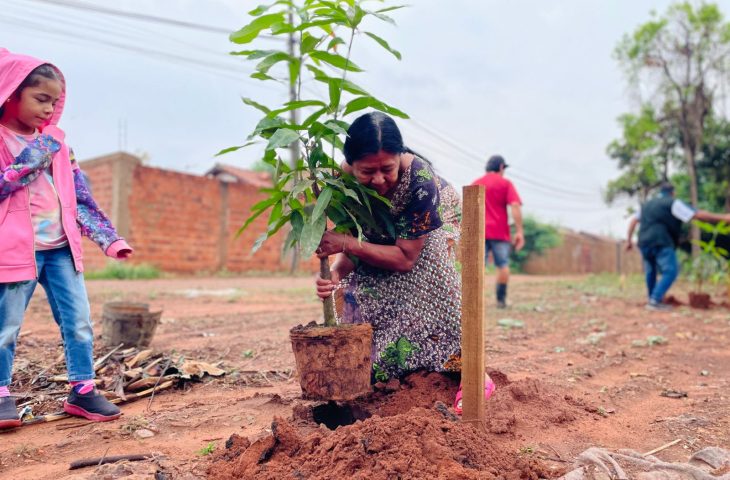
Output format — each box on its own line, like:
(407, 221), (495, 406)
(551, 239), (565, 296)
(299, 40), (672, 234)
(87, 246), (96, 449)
(316, 269), (341, 301)
(316, 231), (352, 258)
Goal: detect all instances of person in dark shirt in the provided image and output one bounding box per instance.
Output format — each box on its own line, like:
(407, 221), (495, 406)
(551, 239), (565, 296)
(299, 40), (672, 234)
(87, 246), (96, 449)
(626, 182), (730, 311)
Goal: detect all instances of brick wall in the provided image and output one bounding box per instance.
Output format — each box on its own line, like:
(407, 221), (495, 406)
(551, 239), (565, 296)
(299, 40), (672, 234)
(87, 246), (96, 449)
(79, 153), (316, 274)
(522, 230), (643, 275)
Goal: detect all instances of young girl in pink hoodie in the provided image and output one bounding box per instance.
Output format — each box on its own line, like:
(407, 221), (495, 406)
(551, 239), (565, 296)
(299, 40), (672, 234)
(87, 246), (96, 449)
(0, 49), (133, 429)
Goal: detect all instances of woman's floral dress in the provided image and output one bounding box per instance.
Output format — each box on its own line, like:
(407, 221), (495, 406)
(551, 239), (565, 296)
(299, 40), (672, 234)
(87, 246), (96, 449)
(337, 157), (462, 381)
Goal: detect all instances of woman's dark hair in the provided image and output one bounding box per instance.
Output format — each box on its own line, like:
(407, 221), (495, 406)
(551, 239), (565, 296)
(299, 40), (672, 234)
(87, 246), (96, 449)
(1, 64), (62, 117)
(344, 112), (404, 164)
(343, 111), (432, 165)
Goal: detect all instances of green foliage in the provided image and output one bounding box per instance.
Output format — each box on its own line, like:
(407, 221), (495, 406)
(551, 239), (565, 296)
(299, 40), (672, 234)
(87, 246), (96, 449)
(688, 220), (730, 292)
(698, 115), (730, 212)
(605, 104), (679, 204)
(196, 442), (216, 456)
(380, 337), (417, 369)
(510, 217), (562, 272)
(226, 1), (408, 326)
(610, 1), (730, 214)
(85, 263), (161, 280)
(372, 363), (388, 382)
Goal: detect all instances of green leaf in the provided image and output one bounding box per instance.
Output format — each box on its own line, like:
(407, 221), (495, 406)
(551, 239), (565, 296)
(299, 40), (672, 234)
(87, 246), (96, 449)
(312, 187), (333, 223)
(268, 199), (284, 225)
(289, 178), (314, 198)
(251, 116), (287, 138)
(242, 97), (271, 114)
(256, 52), (292, 74)
(306, 65), (369, 95)
(308, 146), (328, 169)
(367, 10), (396, 25)
(214, 142), (257, 156)
(270, 22), (295, 34)
(343, 96), (409, 118)
(230, 49), (278, 59)
(267, 212), (291, 237)
(230, 13), (286, 44)
(300, 33), (320, 54)
(250, 72), (275, 81)
(327, 36), (346, 51)
(328, 80), (342, 111)
(324, 119), (349, 136)
(237, 196), (277, 238)
(300, 212), (327, 259)
(268, 100), (327, 119)
(376, 5), (408, 14)
(251, 195), (281, 213)
(364, 32), (401, 60)
(343, 205), (364, 239)
(265, 128), (301, 150)
(294, 19), (335, 32)
(340, 78), (369, 96)
(310, 51), (363, 72)
(349, 5), (366, 27)
(302, 108), (327, 127)
(284, 211), (304, 251)
(248, 4), (279, 16)
(251, 232), (269, 253)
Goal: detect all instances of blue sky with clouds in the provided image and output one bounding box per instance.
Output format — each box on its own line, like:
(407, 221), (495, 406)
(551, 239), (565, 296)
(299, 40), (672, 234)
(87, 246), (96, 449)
(3, 0), (728, 236)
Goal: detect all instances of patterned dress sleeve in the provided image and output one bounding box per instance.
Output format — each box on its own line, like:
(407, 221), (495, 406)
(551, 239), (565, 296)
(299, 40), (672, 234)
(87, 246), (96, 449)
(394, 159), (443, 240)
(0, 134), (60, 202)
(71, 148), (124, 253)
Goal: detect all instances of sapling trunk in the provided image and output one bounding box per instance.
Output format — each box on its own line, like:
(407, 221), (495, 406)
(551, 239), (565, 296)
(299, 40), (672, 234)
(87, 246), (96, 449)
(320, 256), (337, 326)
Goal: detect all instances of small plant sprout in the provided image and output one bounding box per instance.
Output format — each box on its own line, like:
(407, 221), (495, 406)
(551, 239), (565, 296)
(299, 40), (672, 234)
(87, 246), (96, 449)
(197, 442), (216, 456)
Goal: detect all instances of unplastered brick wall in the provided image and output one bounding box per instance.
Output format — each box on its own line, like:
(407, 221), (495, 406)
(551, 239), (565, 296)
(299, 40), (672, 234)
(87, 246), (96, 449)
(79, 153), (317, 274)
(522, 230), (643, 275)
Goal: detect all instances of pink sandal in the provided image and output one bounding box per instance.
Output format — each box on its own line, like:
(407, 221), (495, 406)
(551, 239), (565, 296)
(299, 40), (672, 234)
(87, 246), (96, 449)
(453, 380), (496, 415)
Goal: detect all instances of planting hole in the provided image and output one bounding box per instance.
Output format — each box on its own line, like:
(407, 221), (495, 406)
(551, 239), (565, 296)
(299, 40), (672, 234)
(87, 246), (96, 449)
(312, 401), (371, 430)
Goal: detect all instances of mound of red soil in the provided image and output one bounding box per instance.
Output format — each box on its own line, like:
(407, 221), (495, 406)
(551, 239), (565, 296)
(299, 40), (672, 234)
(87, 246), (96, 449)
(663, 294), (685, 306)
(209, 371), (594, 479)
(211, 407), (558, 480)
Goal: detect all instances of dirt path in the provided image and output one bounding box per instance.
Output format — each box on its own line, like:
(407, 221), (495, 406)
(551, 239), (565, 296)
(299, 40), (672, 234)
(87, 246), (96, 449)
(1, 274), (728, 478)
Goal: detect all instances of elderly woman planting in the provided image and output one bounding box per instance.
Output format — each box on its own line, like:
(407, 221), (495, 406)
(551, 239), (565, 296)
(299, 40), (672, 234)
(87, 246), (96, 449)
(314, 112), (493, 413)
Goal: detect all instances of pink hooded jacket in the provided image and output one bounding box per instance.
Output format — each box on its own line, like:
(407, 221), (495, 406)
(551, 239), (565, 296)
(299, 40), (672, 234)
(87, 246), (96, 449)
(0, 48), (131, 283)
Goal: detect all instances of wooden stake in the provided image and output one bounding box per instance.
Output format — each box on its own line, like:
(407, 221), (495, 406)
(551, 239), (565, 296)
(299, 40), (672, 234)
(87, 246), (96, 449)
(461, 185), (486, 423)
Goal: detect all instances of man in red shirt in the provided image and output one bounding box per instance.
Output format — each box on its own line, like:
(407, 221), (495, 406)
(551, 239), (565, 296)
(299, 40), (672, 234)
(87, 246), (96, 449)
(471, 155), (525, 308)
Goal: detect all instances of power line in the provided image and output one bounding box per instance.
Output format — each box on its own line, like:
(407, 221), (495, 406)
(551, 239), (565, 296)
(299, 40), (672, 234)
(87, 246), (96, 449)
(0, 13), (284, 93)
(8, 1), (232, 59)
(26, 0), (229, 34)
(312, 64), (601, 200)
(22, 0), (286, 41)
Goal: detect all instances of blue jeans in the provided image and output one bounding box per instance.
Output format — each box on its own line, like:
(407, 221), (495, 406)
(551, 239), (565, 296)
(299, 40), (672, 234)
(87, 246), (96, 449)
(0, 247), (94, 386)
(639, 246), (679, 303)
(485, 240), (511, 268)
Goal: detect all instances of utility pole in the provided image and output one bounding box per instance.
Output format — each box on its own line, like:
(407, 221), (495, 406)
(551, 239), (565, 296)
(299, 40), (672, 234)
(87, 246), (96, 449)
(288, 7), (301, 273)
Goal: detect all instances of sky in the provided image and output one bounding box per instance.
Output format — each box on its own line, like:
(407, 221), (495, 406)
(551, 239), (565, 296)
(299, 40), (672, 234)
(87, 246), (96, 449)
(2, 0), (729, 236)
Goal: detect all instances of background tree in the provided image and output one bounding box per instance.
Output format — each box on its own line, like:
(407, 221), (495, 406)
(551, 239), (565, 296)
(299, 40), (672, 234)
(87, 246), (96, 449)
(605, 104), (679, 204)
(509, 217), (561, 272)
(614, 1), (730, 250)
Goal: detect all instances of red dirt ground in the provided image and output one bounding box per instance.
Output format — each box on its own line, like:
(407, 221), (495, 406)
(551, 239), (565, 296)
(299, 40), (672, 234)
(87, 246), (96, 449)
(1, 274), (729, 479)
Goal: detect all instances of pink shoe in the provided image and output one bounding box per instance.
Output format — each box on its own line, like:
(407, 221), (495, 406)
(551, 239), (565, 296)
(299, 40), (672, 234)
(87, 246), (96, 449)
(453, 380), (496, 415)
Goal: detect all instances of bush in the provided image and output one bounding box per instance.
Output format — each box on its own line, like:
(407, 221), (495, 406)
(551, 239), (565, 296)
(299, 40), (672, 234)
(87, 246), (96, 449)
(510, 217), (562, 272)
(85, 263), (161, 280)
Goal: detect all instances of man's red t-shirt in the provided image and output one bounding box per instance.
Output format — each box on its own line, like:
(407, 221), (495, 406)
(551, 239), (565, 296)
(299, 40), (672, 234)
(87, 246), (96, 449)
(470, 173), (522, 241)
